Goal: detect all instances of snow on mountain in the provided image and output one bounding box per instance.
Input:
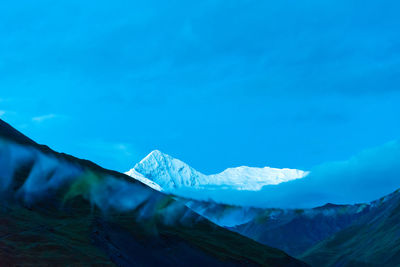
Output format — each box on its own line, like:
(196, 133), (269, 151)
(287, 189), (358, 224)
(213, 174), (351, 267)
(125, 167), (163, 191)
(208, 166), (308, 190)
(126, 150), (309, 192)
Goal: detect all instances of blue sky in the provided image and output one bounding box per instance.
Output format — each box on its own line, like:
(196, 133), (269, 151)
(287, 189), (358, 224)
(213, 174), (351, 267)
(1, 0), (400, 174)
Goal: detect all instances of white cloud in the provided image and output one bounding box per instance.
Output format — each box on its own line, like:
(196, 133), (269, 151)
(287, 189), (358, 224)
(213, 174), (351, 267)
(174, 140), (400, 209)
(32, 114), (57, 123)
(0, 110), (5, 117)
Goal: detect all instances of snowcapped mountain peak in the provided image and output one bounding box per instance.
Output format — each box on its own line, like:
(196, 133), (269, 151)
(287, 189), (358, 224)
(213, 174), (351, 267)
(126, 150), (309, 192)
(132, 150), (207, 190)
(138, 149), (164, 164)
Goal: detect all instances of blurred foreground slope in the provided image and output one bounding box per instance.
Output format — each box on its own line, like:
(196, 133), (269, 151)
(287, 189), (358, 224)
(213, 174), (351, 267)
(0, 119), (306, 266)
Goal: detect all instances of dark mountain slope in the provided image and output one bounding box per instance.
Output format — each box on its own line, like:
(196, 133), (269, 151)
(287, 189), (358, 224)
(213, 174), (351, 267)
(184, 198), (369, 257)
(185, 186), (400, 266)
(0, 119), (133, 182)
(231, 203), (369, 256)
(301, 190), (400, 266)
(0, 119), (306, 266)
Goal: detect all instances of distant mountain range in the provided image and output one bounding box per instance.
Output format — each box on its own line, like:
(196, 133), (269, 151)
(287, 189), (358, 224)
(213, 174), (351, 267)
(126, 147), (400, 266)
(3, 118), (400, 266)
(126, 149), (308, 192)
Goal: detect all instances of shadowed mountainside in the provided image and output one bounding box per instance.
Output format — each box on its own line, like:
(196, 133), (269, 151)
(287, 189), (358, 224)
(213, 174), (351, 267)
(183, 199), (369, 257)
(0, 119), (306, 266)
(300, 190), (400, 266)
(183, 182), (400, 266)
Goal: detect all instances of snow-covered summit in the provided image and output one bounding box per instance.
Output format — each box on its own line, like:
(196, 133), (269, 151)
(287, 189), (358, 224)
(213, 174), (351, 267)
(131, 150), (209, 190)
(126, 150), (309, 191)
